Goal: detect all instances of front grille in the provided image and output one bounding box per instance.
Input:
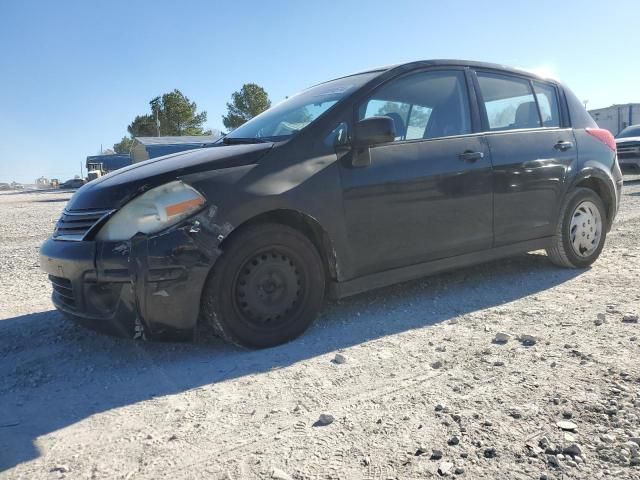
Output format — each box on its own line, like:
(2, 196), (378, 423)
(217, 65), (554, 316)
(618, 144), (640, 159)
(49, 275), (76, 309)
(617, 142), (640, 151)
(53, 209), (113, 241)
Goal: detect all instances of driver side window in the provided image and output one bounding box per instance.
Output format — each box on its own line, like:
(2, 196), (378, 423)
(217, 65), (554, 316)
(358, 70), (471, 142)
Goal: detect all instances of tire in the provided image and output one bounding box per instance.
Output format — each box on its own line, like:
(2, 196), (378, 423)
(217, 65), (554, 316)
(546, 187), (608, 268)
(201, 223), (325, 349)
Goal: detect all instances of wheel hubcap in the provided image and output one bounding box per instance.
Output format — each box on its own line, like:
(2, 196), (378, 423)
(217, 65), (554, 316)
(569, 200), (602, 257)
(234, 250), (301, 326)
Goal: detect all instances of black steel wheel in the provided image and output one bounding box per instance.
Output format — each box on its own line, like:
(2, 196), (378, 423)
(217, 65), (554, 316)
(233, 248), (303, 328)
(201, 223), (325, 348)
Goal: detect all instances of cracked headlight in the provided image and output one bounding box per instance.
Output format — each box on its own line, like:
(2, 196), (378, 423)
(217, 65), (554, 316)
(95, 181), (205, 242)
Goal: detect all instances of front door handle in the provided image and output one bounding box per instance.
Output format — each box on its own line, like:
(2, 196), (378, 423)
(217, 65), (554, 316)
(459, 150), (484, 162)
(554, 140), (574, 151)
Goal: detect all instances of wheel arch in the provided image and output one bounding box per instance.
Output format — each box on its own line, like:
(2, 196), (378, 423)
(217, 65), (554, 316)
(570, 167), (618, 230)
(218, 208), (339, 281)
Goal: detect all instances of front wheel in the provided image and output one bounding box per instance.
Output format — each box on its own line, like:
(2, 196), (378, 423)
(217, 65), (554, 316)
(201, 223), (325, 349)
(546, 188), (608, 268)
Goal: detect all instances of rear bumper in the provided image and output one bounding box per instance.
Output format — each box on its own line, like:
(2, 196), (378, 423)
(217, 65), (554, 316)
(40, 209), (227, 337)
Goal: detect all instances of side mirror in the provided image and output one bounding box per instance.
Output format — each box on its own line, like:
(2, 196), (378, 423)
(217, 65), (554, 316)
(352, 116), (395, 167)
(355, 116), (396, 146)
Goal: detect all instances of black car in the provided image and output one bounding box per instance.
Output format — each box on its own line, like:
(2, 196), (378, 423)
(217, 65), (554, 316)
(615, 124), (640, 171)
(60, 178), (86, 189)
(40, 60), (623, 348)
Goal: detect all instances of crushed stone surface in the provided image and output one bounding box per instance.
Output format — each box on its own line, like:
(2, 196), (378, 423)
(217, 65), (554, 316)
(1, 177), (640, 479)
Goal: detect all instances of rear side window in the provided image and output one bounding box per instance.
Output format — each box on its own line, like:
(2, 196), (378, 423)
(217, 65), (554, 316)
(532, 81), (560, 127)
(359, 70), (471, 141)
(477, 73), (541, 131)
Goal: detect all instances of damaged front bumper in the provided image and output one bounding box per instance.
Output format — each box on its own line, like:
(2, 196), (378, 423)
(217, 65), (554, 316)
(39, 208), (229, 337)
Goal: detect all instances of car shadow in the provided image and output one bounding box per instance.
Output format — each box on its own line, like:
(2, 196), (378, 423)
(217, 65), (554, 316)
(0, 251), (582, 471)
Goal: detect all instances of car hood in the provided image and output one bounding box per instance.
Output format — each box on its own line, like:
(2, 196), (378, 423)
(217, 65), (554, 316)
(66, 143), (273, 210)
(616, 136), (640, 144)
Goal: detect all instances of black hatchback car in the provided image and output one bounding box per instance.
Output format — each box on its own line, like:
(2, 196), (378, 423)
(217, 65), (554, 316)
(41, 60), (623, 348)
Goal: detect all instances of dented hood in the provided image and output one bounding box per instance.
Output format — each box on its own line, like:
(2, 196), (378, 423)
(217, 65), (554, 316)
(67, 143), (273, 210)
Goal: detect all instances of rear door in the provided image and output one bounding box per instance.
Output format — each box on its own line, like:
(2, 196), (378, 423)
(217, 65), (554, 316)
(339, 68), (494, 277)
(473, 71), (576, 246)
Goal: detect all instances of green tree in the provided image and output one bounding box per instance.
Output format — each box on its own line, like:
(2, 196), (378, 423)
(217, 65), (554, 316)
(377, 101), (410, 118)
(111, 89), (211, 154)
(113, 136), (135, 154)
(151, 90), (209, 136)
(127, 114), (157, 137)
(222, 83), (271, 130)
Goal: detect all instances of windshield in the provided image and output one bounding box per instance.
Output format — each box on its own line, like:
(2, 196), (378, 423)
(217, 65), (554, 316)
(616, 125), (640, 138)
(224, 72), (380, 141)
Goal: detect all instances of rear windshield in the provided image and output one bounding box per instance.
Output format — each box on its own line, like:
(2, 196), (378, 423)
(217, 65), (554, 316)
(616, 125), (640, 138)
(224, 72), (379, 142)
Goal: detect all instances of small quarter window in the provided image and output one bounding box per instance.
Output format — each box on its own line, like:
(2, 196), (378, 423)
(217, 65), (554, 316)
(477, 73), (541, 131)
(533, 81), (560, 127)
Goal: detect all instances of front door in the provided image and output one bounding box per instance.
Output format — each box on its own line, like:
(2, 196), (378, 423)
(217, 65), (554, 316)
(339, 69), (493, 278)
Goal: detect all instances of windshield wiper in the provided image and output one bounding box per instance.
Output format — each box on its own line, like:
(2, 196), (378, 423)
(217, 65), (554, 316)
(221, 137), (269, 145)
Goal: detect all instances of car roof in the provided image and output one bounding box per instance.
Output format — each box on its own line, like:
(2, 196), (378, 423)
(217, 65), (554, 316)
(326, 59), (559, 85)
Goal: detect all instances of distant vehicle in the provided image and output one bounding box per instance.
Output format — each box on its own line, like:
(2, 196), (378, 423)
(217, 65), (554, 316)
(59, 178), (85, 189)
(615, 124), (640, 171)
(86, 170), (102, 182)
(0, 182), (10, 191)
(10, 182), (24, 190)
(86, 154), (131, 177)
(41, 59), (622, 348)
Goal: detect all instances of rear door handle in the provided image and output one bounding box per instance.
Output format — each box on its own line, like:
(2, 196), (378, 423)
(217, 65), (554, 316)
(554, 140), (573, 151)
(459, 151), (484, 162)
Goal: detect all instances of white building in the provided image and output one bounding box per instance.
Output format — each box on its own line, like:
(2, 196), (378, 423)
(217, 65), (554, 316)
(588, 103), (640, 136)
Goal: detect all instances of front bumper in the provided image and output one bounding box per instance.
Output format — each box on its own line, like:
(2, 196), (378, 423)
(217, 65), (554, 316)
(618, 157), (640, 170)
(617, 147), (640, 170)
(40, 209), (228, 337)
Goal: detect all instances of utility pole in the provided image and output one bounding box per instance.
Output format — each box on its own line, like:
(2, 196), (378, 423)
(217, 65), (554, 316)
(155, 108), (161, 137)
(80, 161), (84, 180)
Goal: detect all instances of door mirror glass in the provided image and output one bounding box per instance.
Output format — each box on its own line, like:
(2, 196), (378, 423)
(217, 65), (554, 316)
(351, 117), (396, 167)
(355, 116), (396, 146)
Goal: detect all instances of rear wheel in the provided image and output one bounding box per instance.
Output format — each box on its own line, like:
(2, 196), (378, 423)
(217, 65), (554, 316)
(547, 188), (607, 268)
(201, 223), (325, 348)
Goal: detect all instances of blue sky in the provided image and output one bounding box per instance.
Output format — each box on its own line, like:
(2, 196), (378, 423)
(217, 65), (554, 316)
(0, 0), (638, 183)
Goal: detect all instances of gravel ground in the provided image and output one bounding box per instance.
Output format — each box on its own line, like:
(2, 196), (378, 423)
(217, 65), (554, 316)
(1, 177), (640, 480)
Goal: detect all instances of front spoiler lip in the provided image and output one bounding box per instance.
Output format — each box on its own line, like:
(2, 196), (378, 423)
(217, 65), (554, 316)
(51, 287), (137, 338)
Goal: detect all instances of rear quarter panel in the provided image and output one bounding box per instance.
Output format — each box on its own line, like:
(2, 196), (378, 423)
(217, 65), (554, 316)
(571, 128), (622, 225)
